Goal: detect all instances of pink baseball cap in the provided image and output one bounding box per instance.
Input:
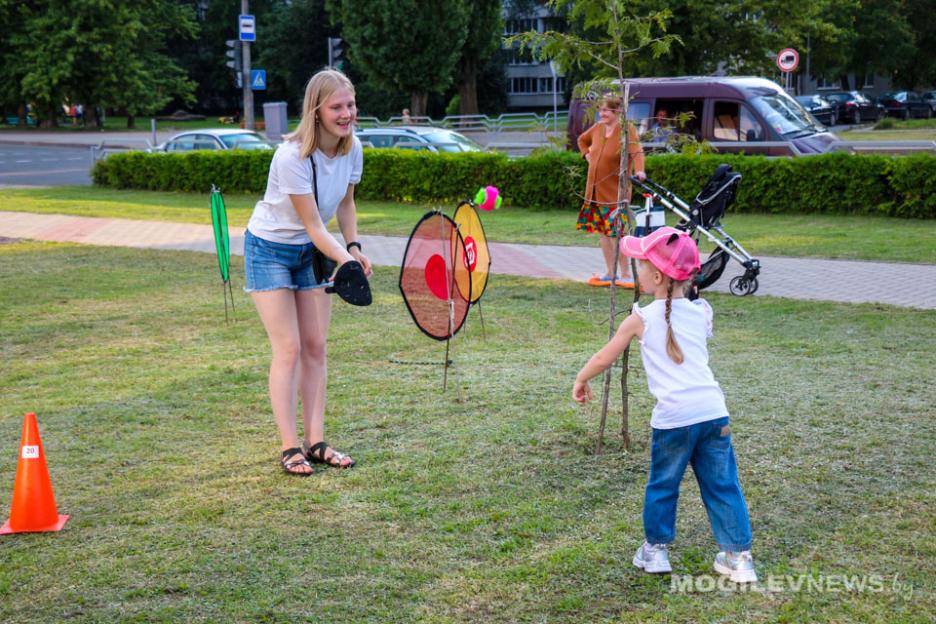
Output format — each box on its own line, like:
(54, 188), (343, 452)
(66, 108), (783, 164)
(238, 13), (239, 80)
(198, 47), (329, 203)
(619, 226), (700, 281)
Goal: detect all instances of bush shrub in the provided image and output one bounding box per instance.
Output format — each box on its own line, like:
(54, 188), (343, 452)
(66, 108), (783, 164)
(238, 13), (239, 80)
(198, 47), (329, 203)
(92, 148), (936, 218)
(92, 150), (273, 194)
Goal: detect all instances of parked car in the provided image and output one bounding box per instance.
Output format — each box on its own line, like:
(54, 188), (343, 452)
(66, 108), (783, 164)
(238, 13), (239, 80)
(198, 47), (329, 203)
(567, 76), (838, 156)
(922, 90), (936, 114)
(879, 91), (933, 119)
(794, 94), (837, 126)
(149, 129), (273, 152)
(823, 91), (883, 124)
(355, 126), (482, 152)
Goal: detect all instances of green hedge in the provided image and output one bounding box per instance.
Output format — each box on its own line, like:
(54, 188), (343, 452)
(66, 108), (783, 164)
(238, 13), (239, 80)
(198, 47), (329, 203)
(91, 150), (273, 194)
(92, 149), (936, 218)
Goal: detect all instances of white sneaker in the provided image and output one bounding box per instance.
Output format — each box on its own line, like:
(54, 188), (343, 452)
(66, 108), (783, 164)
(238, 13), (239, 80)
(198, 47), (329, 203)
(633, 541), (672, 574)
(713, 550), (758, 583)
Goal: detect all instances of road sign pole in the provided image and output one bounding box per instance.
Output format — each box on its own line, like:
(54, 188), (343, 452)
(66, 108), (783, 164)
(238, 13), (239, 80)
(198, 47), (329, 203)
(241, 0), (254, 130)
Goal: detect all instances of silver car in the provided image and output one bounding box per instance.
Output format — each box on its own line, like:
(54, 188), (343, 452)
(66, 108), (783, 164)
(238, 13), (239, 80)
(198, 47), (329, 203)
(355, 126), (482, 153)
(150, 129), (273, 152)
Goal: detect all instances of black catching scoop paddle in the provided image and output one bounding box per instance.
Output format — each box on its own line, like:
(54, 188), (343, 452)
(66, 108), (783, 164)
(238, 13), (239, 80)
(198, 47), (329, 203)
(326, 260), (372, 306)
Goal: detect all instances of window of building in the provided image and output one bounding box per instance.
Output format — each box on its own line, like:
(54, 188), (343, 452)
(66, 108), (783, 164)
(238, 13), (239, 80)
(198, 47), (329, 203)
(508, 47), (537, 66)
(815, 75), (840, 90)
(509, 76), (566, 95)
(504, 18), (539, 35)
(510, 77), (536, 94)
(540, 16), (566, 32)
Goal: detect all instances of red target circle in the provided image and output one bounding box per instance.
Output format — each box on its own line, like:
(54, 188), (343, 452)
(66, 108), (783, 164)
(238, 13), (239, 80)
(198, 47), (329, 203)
(424, 254), (449, 300)
(463, 236), (478, 272)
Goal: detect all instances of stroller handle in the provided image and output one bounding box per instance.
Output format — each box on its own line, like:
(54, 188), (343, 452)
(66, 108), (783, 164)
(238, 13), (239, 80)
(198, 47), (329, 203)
(630, 176), (681, 203)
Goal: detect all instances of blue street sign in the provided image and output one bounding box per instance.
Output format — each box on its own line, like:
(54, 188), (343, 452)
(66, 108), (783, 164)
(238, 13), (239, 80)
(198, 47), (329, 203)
(239, 14), (256, 42)
(251, 69), (267, 91)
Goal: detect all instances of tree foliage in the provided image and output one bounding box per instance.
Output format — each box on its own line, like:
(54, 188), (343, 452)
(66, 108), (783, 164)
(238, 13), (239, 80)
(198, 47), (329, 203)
(328, 0), (470, 116)
(0, 0), (197, 126)
(551, 0), (935, 91)
(256, 0), (338, 112)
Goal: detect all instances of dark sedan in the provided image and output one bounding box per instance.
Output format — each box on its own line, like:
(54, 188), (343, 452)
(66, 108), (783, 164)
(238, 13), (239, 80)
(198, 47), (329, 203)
(923, 91), (936, 114)
(794, 94), (837, 126)
(879, 91), (933, 119)
(823, 91), (883, 124)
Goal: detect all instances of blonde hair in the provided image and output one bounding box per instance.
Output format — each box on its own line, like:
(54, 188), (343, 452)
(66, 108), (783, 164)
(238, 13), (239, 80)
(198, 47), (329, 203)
(662, 274), (695, 364)
(285, 69), (356, 159)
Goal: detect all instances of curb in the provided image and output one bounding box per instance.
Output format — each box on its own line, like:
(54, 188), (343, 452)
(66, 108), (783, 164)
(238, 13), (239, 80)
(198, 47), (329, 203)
(0, 139), (103, 149)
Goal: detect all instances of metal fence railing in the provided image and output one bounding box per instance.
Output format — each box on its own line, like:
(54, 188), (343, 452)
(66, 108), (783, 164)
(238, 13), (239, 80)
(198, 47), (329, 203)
(90, 139), (155, 162)
(355, 111), (569, 133)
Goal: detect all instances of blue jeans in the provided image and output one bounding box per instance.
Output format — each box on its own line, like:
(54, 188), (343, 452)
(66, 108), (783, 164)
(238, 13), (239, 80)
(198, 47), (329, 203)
(643, 416), (753, 551)
(243, 229), (328, 293)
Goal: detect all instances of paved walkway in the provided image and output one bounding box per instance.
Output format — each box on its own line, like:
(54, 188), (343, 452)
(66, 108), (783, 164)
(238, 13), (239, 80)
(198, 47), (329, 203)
(2, 211), (935, 310)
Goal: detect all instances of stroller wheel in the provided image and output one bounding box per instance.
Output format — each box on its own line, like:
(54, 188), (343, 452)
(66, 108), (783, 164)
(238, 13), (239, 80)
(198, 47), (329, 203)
(747, 277), (759, 295)
(729, 275), (754, 296)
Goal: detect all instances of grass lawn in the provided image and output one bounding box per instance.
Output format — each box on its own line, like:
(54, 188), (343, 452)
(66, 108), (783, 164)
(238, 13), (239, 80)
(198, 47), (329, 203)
(837, 128), (936, 141)
(874, 118), (936, 130)
(839, 117), (936, 141)
(3, 186), (936, 264)
(0, 241), (933, 622)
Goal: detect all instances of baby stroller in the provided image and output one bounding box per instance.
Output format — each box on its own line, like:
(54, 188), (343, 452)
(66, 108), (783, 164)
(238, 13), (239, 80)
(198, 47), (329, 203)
(630, 165), (761, 296)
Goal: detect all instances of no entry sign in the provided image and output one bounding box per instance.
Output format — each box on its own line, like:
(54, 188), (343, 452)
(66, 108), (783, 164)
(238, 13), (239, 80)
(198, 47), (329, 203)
(776, 48), (799, 73)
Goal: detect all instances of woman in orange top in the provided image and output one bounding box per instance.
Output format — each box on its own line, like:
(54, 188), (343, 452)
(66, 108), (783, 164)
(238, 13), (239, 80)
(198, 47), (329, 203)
(577, 94), (646, 287)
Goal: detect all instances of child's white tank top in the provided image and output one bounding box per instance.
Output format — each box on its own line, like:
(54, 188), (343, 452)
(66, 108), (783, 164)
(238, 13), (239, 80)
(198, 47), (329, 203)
(633, 298), (728, 429)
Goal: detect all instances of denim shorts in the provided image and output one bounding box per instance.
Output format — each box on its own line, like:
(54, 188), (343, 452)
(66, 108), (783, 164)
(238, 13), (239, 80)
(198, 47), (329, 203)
(243, 229), (328, 293)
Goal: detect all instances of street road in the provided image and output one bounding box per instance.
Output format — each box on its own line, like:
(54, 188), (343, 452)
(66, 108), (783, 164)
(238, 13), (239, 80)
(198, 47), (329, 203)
(0, 145), (93, 186)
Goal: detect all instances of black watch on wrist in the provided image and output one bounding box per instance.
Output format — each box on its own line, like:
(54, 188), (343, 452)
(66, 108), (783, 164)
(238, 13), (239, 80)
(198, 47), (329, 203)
(346, 241), (362, 253)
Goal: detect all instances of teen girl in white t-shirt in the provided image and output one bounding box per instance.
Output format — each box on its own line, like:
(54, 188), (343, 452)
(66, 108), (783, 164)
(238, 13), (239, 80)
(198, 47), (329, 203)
(244, 69), (371, 476)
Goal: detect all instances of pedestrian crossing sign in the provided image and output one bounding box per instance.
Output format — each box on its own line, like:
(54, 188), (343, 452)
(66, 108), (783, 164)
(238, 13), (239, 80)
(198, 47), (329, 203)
(251, 69), (266, 91)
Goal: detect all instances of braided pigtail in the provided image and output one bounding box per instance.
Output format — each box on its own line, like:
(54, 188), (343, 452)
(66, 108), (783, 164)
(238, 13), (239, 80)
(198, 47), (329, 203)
(664, 277), (685, 364)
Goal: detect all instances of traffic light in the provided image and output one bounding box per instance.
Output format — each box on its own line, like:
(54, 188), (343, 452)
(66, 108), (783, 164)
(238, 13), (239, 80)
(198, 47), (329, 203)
(328, 37), (345, 71)
(225, 39), (242, 73)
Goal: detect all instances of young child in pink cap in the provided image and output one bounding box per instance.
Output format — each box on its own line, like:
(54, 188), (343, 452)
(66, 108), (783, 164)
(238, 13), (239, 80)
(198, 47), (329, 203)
(573, 226), (757, 583)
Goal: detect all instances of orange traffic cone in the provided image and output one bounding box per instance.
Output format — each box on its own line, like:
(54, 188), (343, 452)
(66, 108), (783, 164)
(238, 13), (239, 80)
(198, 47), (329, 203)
(0, 412), (69, 534)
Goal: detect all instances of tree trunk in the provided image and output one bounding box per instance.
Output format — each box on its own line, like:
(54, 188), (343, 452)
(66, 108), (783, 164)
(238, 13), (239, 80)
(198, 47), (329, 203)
(40, 104), (58, 128)
(410, 92), (429, 117)
(127, 115), (136, 129)
(85, 106), (99, 129)
(839, 74), (851, 91)
(17, 103), (27, 127)
(620, 341), (632, 448)
(458, 58), (479, 116)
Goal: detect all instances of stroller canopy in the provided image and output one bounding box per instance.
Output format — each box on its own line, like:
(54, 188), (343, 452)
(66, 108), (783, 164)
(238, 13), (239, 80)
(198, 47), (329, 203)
(689, 164), (741, 228)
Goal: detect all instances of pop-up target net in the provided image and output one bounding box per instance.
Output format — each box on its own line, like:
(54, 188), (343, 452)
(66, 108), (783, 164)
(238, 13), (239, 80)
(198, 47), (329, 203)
(453, 199), (492, 336)
(210, 185), (235, 323)
(398, 211), (471, 388)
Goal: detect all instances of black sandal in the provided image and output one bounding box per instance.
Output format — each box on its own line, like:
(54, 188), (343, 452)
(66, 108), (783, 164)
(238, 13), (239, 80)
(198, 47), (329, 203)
(281, 447), (314, 476)
(303, 440), (355, 469)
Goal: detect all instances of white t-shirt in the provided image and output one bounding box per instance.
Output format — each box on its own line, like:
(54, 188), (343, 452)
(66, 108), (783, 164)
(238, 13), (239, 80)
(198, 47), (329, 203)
(633, 298), (728, 429)
(247, 136), (363, 244)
